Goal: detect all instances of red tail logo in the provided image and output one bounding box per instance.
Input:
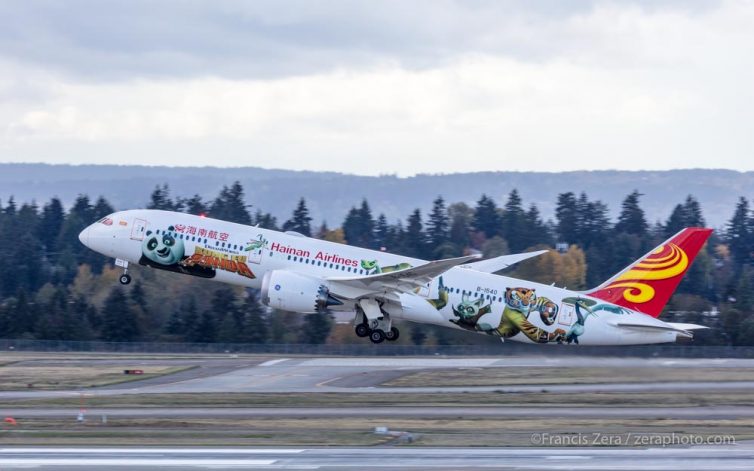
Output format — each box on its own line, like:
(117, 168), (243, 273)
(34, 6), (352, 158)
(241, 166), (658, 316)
(586, 228), (712, 317)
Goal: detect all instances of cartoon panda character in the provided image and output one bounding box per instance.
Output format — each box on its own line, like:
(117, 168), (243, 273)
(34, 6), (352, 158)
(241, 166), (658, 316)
(141, 227), (185, 266)
(139, 226), (215, 278)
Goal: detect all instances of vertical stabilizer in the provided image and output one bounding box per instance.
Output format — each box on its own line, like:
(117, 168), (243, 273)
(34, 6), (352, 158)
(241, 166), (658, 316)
(585, 227), (712, 317)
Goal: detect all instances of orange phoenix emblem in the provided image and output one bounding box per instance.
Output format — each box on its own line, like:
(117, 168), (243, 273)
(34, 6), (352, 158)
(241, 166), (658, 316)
(605, 243), (689, 304)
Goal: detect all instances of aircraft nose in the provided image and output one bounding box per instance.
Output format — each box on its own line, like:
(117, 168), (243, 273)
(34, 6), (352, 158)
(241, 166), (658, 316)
(78, 226), (91, 247)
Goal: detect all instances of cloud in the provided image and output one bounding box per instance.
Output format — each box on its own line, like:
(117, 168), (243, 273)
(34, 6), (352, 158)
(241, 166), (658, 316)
(0, 0), (753, 175)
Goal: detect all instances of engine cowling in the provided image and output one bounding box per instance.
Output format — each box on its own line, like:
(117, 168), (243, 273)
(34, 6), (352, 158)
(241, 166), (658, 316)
(261, 270), (343, 313)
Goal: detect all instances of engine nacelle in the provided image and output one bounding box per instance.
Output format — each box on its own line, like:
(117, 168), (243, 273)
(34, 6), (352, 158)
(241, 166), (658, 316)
(261, 270), (342, 313)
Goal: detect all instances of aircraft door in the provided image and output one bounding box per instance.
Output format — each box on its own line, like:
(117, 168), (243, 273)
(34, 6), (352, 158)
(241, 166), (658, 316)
(248, 247), (263, 264)
(131, 218), (147, 241)
(558, 302), (576, 327)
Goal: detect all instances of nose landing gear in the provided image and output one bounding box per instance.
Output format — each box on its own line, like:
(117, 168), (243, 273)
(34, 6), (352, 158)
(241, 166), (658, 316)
(116, 259), (131, 285)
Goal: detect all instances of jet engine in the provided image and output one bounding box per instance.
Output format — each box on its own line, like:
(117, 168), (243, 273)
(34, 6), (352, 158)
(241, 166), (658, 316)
(261, 270), (343, 313)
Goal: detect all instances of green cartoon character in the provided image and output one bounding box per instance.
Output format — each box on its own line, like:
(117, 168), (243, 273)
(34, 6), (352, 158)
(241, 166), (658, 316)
(245, 234), (268, 251)
(449, 293), (493, 331)
(360, 259), (412, 275)
(561, 297), (629, 345)
(426, 276), (449, 310)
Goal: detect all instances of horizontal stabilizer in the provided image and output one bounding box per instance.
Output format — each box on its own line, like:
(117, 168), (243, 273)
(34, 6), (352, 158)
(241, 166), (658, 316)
(464, 250), (549, 273)
(609, 320), (695, 338)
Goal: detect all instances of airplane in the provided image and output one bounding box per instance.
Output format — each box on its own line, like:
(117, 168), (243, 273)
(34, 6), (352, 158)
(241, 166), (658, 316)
(79, 209), (712, 346)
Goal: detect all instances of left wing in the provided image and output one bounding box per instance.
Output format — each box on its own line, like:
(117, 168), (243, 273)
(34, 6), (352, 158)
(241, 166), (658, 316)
(326, 254), (480, 301)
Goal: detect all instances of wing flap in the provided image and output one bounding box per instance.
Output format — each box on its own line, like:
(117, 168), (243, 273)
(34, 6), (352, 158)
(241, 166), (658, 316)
(464, 250), (549, 273)
(326, 254), (480, 299)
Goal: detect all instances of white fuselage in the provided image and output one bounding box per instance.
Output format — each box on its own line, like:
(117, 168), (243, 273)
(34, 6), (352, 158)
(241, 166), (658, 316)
(79, 209), (683, 346)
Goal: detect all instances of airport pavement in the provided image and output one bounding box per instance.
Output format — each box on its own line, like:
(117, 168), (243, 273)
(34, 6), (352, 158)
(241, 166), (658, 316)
(1, 445), (753, 470)
(2, 405), (753, 419)
(2, 356), (754, 400)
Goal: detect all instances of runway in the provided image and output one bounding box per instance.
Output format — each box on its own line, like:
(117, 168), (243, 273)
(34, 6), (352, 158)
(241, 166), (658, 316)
(3, 405), (753, 419)
(1, 445), (753, 470)
(2, 356), (753, 400)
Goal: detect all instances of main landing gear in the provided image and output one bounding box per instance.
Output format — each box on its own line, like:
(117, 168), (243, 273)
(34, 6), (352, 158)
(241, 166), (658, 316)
(354, 300), (399, 344)
(116, 259), (131, 285)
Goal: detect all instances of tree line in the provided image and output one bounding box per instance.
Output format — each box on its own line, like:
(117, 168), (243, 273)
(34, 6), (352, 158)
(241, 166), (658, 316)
(0, 181), (753, 346)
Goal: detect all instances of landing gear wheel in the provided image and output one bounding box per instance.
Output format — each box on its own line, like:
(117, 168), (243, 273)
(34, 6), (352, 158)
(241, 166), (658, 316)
(369, 329), (386, 344)
(355, 323), (371, 338)
(385, 327), (400, 342)
(119, 274), (132, 285)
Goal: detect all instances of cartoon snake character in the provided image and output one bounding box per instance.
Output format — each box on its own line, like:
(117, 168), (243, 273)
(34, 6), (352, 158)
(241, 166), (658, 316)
(490, 287), (566, 343)
(562, 297), (630, 344)
(361, 260), (412, 275)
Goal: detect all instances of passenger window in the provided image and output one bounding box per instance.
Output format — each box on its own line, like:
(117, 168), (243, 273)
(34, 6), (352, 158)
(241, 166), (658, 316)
(287, 255), (291, 260)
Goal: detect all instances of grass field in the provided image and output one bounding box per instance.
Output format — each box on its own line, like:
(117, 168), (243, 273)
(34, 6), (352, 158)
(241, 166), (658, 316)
(4, 389), (754, 409)
(0, 416), (751, 447)
(382, 366), (754, 387)
(0, 364), (194, 390)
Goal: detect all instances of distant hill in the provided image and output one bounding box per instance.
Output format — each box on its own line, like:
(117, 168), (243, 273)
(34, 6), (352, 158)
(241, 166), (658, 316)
(2, 164), (752, 229)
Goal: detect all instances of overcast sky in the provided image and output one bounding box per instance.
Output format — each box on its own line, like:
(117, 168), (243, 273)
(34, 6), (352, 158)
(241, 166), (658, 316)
(1, 0), (752, 176)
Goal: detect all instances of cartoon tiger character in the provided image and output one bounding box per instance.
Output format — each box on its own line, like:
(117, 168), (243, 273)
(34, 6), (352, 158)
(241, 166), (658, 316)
(492, 287), (566, 343)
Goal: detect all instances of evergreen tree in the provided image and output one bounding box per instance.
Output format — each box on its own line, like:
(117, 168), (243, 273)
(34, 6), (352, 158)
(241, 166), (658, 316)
(299, 312), (333, 344)
(39, 197), (65, 256)
(147, 184), (176, 211)
(727, 197), (753, 266)
(555, 192), (579, 244)
(521, 204), (551, 249)
(426, 196), (449, 255)
(165, 306), (186, 337)
(472, 194), (501, 239)
(210, 181), (252, 225)
(92, 196), (115, 220)
(239, 290), (268, 344)
(342, 200), (375, 249)
(404, 209), (427, 258)
(189, 311), (217, 343)
(614, 190), (649, 236)
(253, 210), (278, 230)
(282, 198), (313, 236)
(374, 214), (390, 250)
(183, 194), (207, 215)
(501, 189), (527, 251)
(448, 202), (473, 250)
(410, 326), (427, 345)
(178, 297), (200, 339)
(101, 287), (140, 342)
(665, 195), (707, 237)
